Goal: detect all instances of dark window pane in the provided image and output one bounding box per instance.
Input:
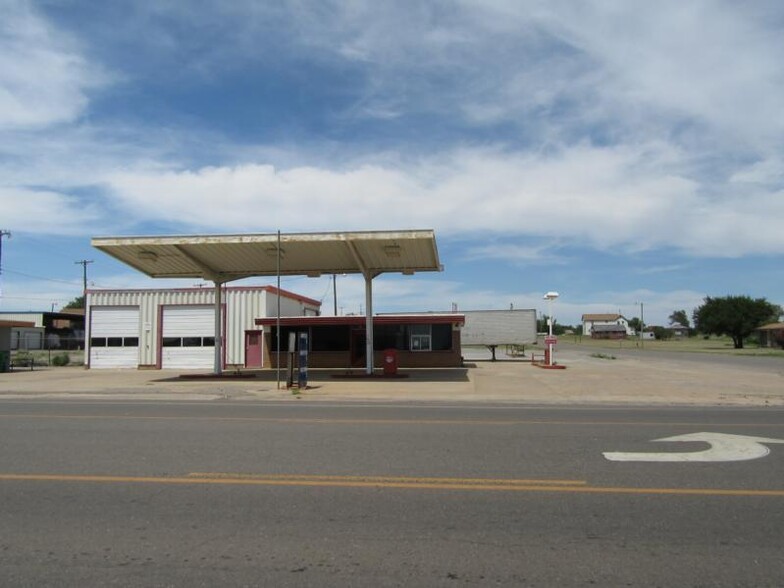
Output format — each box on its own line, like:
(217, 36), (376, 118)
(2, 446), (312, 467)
(162, 337), (181, 347)
(311, 326), (350, 351)
(123, 337), (139, 347)
(202, 337), (215, 347)
(431, 324), (452, 351)
(90, 337), (106, 347)
(373, 324), (406, 350)
(107, 337), (123, 347)
(182, 337), (201, 347)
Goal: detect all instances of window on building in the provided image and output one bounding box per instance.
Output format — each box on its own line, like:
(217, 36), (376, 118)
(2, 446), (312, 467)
(373, 325), (406, 350)
(431, 324), (453, 351)
(311, 326), (350, 351)
(410, 324), (431, 351)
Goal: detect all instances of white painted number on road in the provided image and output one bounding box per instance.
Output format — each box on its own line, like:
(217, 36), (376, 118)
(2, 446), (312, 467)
(603, 432), (784, 463)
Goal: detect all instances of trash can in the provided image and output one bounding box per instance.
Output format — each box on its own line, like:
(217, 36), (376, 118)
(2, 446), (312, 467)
(382, 348), (398, 376)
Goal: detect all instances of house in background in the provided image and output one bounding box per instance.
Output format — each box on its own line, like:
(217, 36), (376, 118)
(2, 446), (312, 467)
(582, 313), (634, 339)
(0, 311), (83, 350)
(669, 324), (690, 337)
(757, 322), (784, 349)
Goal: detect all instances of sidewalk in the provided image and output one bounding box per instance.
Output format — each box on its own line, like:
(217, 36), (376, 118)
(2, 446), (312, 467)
(1, 348), (782, 406)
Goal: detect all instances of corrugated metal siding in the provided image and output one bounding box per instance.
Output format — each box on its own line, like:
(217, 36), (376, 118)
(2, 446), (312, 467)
(87, 287), (319, 368)
(0, 313), (45, 327)
(461, 310), (537, 346)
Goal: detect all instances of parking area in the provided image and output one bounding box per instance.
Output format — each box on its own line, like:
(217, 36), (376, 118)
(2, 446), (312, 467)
(0, 346), (782, 406)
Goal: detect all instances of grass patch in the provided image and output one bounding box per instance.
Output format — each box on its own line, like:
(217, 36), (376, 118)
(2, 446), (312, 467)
(590, 352), (616, 360)
(558, 336), (784, 357)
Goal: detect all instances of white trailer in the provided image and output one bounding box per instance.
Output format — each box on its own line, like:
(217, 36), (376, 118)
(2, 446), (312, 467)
(461, 309), (537, 360)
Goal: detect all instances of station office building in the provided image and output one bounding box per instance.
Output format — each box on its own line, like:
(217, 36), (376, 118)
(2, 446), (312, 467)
(255, 314), (466, 369)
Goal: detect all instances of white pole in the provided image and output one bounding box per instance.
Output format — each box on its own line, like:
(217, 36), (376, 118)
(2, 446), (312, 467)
(276, 230), (281, 389)
(548, 297), (554, 366)
(543, 291), (559, 366)
(365, 274), (373, 375)
(214, 281), (222, 375)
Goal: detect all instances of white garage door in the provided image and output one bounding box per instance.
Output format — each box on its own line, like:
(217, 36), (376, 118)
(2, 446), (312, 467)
(90, 307), (140, 368)
(161, 306), (217, 369)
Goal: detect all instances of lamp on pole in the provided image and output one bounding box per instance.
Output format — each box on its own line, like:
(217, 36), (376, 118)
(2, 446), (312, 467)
(543, 291), (559, 366)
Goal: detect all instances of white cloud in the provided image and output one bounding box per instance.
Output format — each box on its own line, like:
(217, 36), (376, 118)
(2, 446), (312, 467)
(108, 141), (784, 257)
(0, 187), (103, 235)
(0, 0), (107, 129)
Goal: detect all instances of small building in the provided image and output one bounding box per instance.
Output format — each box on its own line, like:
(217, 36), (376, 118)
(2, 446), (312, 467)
(582, 313), (634, 338)
(0, 320), (36, 371)
(0, 311), (82, 350)
(757, 322), (784, 349)
(254, 314), (465, 369)
(86, 286), (320, 369)
(669, 324), (690, 337)
(589, 324), (629, 340)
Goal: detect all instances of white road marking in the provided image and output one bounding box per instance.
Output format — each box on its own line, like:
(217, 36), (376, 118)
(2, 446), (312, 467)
(603, 432), (784, 462)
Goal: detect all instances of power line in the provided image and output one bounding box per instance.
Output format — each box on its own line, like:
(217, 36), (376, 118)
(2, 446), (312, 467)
(2, 268), (83, 287)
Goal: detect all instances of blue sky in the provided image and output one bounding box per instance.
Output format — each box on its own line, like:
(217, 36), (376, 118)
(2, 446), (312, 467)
(1, 0), (783, 327)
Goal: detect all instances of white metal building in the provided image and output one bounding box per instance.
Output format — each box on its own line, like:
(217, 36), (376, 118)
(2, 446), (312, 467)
(86, 286), (320, 369)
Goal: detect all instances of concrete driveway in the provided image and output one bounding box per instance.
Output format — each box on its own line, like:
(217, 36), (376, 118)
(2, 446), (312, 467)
(1, 347), (782, 405)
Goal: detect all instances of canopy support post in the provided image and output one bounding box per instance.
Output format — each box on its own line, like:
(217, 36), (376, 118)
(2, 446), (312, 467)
(364, 273), (373, 375)
(214, 281), (223, 375)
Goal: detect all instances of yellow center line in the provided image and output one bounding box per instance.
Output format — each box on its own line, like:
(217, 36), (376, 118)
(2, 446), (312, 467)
(0, 413), (782, 428)
(187, 472), (587, 486)
(1, 473), (783, 497)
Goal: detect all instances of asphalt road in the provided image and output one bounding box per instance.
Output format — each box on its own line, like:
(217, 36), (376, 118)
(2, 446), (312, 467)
(1, 399), (783, 587)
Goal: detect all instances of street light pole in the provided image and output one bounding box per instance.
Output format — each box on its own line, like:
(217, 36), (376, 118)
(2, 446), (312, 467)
(543, 291), (559, 366)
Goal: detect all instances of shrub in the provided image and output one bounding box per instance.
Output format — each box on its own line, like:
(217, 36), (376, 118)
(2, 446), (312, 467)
(52, 353), (70, 367)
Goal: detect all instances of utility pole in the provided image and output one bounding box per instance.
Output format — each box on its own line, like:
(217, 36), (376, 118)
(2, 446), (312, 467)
(75, 260), (93, 306)
(0, 230), (11, 299)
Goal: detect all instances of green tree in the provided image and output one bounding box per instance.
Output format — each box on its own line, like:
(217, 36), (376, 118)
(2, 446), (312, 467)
(62, 295), (84, 310)
(692, 296), (782, 349)
(668, 309), (690, 328)
(628, 317), (641, 332)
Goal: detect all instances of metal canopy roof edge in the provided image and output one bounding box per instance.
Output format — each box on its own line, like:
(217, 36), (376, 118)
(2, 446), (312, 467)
(91, 229), (443, 281)
(91, 229), (437, 245)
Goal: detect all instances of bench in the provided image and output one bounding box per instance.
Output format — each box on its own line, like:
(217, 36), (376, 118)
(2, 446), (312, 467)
(11, 354), (35, 371)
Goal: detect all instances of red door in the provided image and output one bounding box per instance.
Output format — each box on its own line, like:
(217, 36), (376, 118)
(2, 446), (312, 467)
(245, 331), (263, 368)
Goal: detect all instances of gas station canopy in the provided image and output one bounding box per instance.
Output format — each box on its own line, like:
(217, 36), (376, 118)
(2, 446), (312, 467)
(91, 229), (442, 282)
(92, 229), (443, 376)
